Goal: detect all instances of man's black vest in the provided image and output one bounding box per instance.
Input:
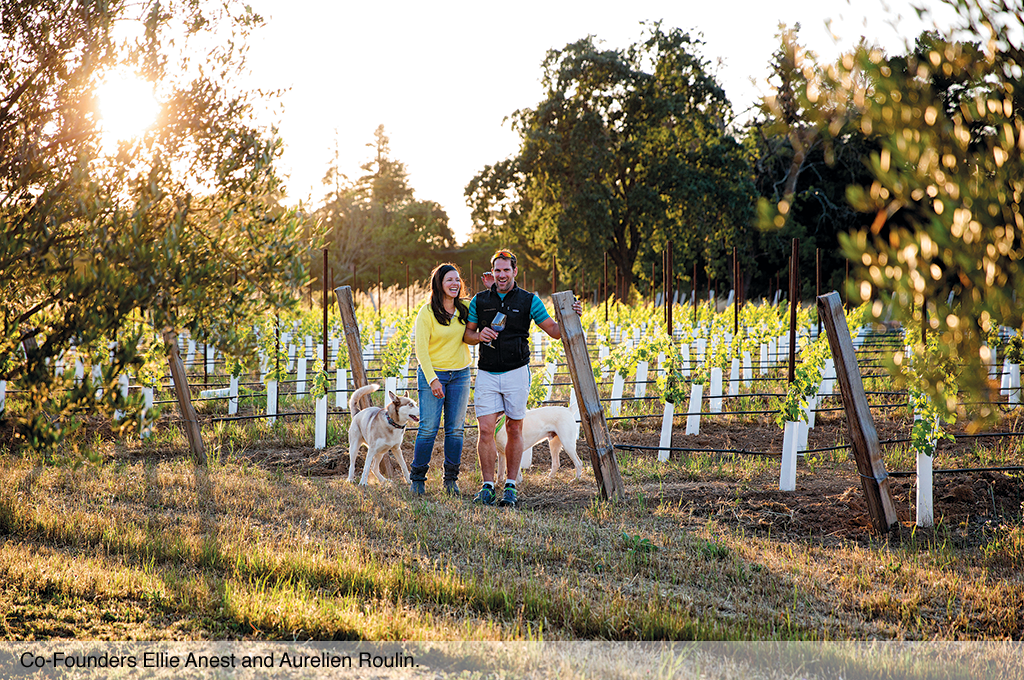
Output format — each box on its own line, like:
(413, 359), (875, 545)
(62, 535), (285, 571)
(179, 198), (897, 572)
(475, 284), (534, 373)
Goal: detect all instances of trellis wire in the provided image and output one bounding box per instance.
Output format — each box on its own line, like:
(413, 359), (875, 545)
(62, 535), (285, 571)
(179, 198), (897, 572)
(615, 443), (775, 457)
(888, 465), (1024, 478)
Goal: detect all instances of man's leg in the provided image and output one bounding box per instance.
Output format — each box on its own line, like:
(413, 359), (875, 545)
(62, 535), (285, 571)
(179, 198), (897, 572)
(502, 418), (524, 483)
(476, 412), (498, 484)
(496, 364), (530, 508)
(473, 368), (504, 505)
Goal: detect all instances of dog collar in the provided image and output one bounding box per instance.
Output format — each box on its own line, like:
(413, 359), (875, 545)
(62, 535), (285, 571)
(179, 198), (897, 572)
(385, 409), (404, 430)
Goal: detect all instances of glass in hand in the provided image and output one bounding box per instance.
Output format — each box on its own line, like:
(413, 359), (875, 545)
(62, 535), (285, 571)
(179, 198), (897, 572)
(484, 312), (507, 349)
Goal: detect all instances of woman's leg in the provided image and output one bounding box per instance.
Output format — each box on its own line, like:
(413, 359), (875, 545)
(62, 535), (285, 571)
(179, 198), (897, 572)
(412, 367), (443, 471)
(441, 367), (472, 470)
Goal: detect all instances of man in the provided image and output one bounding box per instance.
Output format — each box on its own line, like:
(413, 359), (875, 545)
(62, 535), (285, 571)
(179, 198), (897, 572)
(464, 248), (582, 508)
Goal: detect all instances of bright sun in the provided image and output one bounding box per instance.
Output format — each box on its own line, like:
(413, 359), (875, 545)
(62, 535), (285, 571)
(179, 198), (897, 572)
(96, 71), (160, 145)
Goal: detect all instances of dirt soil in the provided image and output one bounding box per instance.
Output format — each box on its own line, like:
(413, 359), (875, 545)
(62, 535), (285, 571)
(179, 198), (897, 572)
(238, 406), (1024, 548)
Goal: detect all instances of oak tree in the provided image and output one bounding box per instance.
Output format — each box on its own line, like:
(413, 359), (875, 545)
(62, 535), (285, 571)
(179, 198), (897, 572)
(466, 23), (757, 298)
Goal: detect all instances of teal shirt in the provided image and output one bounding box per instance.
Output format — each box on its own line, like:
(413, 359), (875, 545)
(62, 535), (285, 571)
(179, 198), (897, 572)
(468, 291), (550, 326)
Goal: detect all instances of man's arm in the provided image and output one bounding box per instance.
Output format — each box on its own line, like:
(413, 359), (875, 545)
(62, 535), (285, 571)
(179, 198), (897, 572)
(538, 317), (561, 340)
(464, 321), (482, 345)
(464, 322), (498, 345)
(463, 294), (498, 345)
(536, 297), (583, 340)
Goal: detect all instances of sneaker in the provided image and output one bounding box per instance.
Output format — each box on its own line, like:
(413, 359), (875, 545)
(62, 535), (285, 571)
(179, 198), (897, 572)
(473, 485), (496, 505)
(443, 480), (460, 497)
(497, 484), (518, 508)
(409, 480), (425, 495)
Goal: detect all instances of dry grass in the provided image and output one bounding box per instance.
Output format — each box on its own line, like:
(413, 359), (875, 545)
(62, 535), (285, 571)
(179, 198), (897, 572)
(1, 398), (1023, 643)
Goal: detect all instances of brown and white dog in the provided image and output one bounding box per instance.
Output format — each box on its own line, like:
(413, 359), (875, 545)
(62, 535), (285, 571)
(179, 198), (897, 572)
(346, 384), (420, 485)
(495, 406), (584, 484)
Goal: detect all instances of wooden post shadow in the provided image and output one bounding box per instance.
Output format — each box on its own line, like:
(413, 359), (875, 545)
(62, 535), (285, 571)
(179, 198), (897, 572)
(552, 291), (625, 500)
(817, 292), (898, 532)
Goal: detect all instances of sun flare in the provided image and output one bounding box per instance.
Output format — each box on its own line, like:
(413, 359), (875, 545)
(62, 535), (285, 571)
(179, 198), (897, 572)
(96, 71), (159, 145)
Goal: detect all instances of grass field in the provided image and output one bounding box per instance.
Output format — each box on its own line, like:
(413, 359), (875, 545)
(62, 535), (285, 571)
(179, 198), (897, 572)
(2, 397), (1023, 647)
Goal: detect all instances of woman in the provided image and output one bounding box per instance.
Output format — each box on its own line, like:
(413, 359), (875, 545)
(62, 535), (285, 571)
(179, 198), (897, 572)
(410, 263), (472, 496)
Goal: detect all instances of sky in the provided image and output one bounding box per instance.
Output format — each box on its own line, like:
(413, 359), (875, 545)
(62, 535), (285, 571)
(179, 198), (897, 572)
(243, 0), (960, 244)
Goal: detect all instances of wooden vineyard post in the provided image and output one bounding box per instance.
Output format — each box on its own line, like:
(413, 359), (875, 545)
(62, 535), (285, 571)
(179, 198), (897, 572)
(845, 260), (850, 310)
(323, 249), (329, 365)
(733, 246), (739, 336)
(788, 238), (799, 383)
(651, 260), (656, 306)
(922, 298), (928, 347)
(815, 248), (822, 337)
(692, 261), (698, 327)
(817, 292), (898, 532)
(663, 248), (670, 335)
(335, 285), (394, 478)
(663, 240), (671, 337)
(552, 291), (625, 500)
(603, 252), (609, 323)
(164, 330), (207, 466)
(334, 286), (369, 403)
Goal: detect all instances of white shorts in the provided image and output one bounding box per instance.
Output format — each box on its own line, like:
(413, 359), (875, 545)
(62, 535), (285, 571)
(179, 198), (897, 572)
(474, 364), (530, 420)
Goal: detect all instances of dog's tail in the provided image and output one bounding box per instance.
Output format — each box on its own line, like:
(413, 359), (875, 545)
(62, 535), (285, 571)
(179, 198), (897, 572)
(349, 384), (379, 416)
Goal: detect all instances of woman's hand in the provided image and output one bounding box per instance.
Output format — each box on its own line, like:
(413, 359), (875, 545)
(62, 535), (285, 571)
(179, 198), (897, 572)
(430, 379), (445, 399)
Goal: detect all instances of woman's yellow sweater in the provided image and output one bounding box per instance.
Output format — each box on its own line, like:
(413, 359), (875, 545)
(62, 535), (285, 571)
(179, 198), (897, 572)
(414, 302), (472, 384)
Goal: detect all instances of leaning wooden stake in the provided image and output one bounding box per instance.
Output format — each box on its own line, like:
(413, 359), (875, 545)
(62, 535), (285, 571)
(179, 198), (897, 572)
(817, 292), (897, 532)
(334, 286), (369, 406)
(164, 330), (207, 466)
(334, 285), (392, 478)
(552, 291), (625, 500)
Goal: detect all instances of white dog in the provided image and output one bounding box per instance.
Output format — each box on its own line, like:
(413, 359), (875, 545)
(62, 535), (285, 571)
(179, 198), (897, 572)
(495, 406), (584, 484)
(346, 384), (420, 485)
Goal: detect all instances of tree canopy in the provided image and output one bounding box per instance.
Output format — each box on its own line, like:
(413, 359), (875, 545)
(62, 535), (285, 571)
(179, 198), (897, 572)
(758, 0), (1024, 422)
(466, 23), (757, 298)
(0, 0), (305, 449)
(314, 125), (455, 294)
(748, 25), (879, 299)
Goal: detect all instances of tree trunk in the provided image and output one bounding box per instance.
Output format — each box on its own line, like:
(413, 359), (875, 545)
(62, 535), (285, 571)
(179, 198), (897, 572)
(608, 247), (634, 301)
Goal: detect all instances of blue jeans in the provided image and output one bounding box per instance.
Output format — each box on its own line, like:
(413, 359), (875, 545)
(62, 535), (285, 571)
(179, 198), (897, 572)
(412, 366), (471, 469)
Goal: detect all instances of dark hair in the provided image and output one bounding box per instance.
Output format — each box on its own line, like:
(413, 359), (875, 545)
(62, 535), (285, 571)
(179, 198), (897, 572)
(430, 263), (469, 326)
